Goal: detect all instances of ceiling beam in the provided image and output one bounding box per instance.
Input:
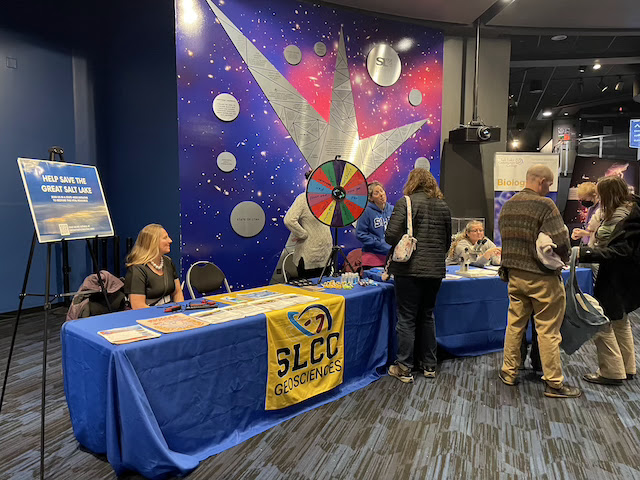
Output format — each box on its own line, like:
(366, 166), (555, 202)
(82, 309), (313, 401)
(511, 56), (640, 68)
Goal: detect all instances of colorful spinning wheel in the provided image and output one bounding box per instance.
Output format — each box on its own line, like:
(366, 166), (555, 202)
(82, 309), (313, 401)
(306, 159), (368, 227)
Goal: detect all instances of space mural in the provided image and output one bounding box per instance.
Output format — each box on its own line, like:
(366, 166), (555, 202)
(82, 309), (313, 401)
(175, 0), (443, 288)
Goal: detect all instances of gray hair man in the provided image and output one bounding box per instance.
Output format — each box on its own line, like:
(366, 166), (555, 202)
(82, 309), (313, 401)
(498, 164), (581, 398)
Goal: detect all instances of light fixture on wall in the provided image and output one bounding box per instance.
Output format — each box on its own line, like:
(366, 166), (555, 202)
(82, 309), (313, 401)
(615, 76), (624, 91)
(593, 62), (602, 70)
(597, 78), (609, 93)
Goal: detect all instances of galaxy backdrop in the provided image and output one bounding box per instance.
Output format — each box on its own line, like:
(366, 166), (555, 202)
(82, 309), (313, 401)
(175, 0), (443, 288)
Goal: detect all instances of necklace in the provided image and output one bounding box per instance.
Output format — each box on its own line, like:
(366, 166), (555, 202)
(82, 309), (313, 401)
(149, 257), (164, 271)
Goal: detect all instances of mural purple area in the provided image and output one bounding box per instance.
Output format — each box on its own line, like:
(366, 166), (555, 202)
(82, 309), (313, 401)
(175, 0), (443, 289)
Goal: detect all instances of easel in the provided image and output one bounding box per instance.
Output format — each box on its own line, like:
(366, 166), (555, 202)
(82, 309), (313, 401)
(317, 227), (355, 285)
(0, 147), (112, 480)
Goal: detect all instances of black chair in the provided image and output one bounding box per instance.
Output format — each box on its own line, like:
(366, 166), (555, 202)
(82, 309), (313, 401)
(282, 252), (298, 283)
(186, 261), (231, 299)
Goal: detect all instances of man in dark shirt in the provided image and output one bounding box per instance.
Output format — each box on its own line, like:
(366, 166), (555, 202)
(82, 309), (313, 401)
(498, 164), (581, 398)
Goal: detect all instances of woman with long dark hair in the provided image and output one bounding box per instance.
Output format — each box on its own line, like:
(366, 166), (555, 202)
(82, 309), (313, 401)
(385, 169), (451, 383)
(580, 176), (637, 385)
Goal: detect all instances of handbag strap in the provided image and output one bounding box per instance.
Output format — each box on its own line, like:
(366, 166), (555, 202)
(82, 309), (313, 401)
(405, 195), (413, 236)
(569, 246), (604, 317)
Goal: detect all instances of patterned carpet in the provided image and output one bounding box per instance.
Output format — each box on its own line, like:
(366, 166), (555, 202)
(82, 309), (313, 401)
(1, 309), (640, 480)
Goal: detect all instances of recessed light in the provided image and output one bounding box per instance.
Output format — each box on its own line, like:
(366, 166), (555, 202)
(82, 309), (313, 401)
(542, 110), (553, 117)
(593, 62), (602, 70)
(551, 35), (567, 41)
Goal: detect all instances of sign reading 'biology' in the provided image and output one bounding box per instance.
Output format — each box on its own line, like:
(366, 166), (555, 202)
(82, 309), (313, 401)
(265, 296), (345, 410)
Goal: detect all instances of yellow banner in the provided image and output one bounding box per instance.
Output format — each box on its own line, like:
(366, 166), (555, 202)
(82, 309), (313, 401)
(264, 289), (345, 410)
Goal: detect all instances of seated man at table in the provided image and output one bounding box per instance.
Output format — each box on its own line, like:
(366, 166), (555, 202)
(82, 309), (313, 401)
(498, 164), (580, 398)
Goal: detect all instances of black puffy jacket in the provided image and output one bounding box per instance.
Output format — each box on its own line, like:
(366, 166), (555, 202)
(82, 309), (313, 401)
(385, 192), (452, 278)
(579, 195), (640, 320)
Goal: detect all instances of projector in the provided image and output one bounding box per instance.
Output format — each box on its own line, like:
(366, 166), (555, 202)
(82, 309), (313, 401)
(449, 125), (501, 144)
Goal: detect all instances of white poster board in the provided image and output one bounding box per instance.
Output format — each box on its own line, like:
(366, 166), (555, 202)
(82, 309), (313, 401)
(18, 158), (114, 243)
(494, 152), (559, 192)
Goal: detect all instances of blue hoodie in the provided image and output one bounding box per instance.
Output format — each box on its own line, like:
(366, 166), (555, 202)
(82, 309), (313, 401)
(356, 202), (394, 254)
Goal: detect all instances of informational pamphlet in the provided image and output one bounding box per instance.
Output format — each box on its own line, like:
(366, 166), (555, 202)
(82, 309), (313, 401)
(137, 313), (209, 333)
(98, 325), (161, 345)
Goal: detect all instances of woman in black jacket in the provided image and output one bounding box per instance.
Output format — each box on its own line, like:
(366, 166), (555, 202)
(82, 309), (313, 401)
(385, 169), (452, 383)
(578, 185), (640, 385)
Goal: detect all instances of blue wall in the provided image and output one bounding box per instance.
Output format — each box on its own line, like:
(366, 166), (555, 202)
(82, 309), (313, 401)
(0, 0), (179, 314)
(0, 30), (79, 312)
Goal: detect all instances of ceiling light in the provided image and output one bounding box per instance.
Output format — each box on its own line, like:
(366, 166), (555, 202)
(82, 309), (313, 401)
(564, 112), (569, 116)
(542, 110), (553, 117)
(615, 76), (624, 91)
(593, 62), (602, 70)
(511, 139), (520, 148)
(529, 80), (543, 94)
(597, 78), (608, 92)
(551, 35), (567, 41)
(578, 66), (586, 73)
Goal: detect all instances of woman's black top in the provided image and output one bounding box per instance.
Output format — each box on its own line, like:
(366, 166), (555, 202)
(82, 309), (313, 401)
(124, 255), (178, 305)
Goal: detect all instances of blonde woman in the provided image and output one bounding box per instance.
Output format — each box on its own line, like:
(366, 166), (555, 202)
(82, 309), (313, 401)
(571, 182), (599, 245)
(124, 224), (184, 309)
(446, 221), (501, 266)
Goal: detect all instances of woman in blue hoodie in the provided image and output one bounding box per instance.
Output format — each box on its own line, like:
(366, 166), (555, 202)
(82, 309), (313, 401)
(356, 181), (394, 268)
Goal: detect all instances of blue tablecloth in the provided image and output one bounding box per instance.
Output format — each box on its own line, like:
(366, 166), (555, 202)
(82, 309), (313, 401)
(364, 266), (593, 356)
(61, 283), (395, 479)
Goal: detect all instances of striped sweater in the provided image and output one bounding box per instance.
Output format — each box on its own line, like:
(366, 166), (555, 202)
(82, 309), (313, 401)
(499, 188), (570, 275)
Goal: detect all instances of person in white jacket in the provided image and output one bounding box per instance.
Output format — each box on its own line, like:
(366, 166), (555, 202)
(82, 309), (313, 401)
(283, 174), (333, 278)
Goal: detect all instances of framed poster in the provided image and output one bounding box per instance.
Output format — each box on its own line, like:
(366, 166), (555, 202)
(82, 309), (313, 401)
(18, 158), (114, 243)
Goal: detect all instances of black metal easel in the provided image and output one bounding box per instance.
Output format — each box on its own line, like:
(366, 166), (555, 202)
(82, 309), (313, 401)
(0, 146), (111, 480)
(317, 227), (355, 285)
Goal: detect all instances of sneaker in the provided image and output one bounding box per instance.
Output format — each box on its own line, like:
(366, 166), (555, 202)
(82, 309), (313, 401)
(544, 383), (582, 398)
(423, 367), (436, 379)
(627, 373), (635, 380)
(498, 371), (518, 386)
(388, 364), (414, 384)
(583, 373), (623, 386)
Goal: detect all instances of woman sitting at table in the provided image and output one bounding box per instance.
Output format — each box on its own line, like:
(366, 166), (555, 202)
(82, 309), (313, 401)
(356, 181), (394, 268)
(446, 220), (501, 267)
(124, 224), (184, 309)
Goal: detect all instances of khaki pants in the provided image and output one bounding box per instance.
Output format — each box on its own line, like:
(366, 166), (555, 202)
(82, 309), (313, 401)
(595, 314), (636, 379)
(501, 269), (565, 388)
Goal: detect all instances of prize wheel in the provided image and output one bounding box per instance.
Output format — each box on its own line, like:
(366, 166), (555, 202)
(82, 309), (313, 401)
(306, 159), (368, 227)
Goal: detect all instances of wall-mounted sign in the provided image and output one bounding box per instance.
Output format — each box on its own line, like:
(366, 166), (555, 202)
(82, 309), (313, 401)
(212, 93), (239, 122)
(230, 201), (265, 237)
(17, 158), (114, 243)
(216, 151), (236, 173)
(284, 45), (302, 65)
(409, 89), (422, 107)
(630, 119), (640, 148)
(414, 157), (430, 171)
(366, 44), (401, 87)
(313, 42), (327, 57)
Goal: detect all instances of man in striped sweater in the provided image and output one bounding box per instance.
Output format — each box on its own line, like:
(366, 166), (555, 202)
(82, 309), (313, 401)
(498, 164), (581, 398)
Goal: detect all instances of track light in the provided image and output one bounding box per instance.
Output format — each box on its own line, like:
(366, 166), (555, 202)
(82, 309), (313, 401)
(542, 110), (553, 117)
(615, 76), (624, 91)
(593, 62), (602, 70)
(578, 65), (586, 73)
(597, 78), (608, 93)
(511, 139), (520, 149)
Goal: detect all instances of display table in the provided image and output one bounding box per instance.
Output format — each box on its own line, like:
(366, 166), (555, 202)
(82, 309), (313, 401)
(364, 266), (593, 356)
(61, 283), (395, 479)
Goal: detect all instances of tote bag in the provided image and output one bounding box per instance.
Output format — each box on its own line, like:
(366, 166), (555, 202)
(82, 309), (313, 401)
(391, 195), (417, 262)
(560, 247), (609, 354)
